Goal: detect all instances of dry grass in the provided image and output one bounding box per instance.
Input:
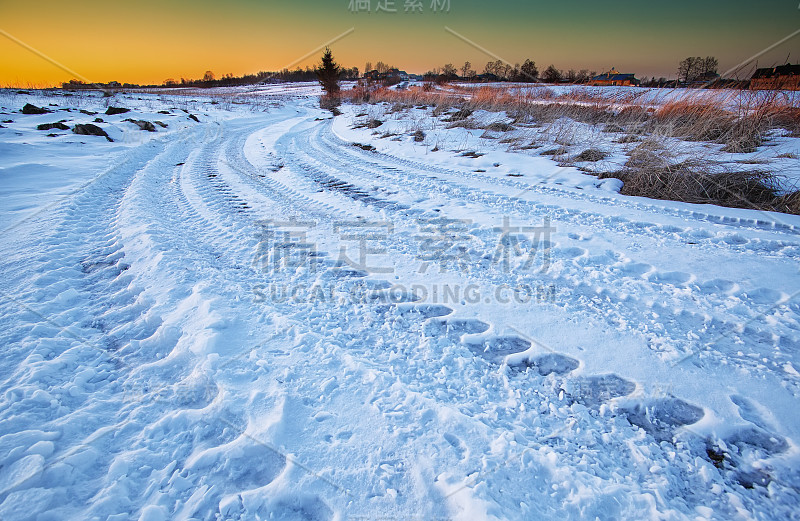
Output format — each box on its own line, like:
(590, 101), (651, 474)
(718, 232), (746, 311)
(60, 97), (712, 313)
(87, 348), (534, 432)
(774, 191), (800, 214)
(343, 84), (799, 148)
(598, 167), (796, 213)
(598, 137), (799, 213)
(342, 84), (800, 214)
(574, 149), (607, 162)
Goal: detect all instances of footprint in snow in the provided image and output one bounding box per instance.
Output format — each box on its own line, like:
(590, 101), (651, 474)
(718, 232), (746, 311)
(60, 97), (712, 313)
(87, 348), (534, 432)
(466, 335), (531, 363)
(726, 426), (789, 456)
(648, 271), (693, 285)
(730, 394), (774, 431)
(397, 304), (453, 319)
(365, 287), (421, 304)
(698, 278), (738, 294)
(744, 287), (786, 305)
(264, 496), (333, 521)
(518, 353), (580, 376)
(443, 432), (468, 460)
(620, 397), (705, 441)
(566, 374), (637, 407)
(423, 318), (489, 340)
(619, 262), (653, 278)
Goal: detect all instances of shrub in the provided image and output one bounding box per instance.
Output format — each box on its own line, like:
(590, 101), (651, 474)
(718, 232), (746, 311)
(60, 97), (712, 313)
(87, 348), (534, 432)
(443, 108), (473, 122)
(540, 147), (568, 156)
(319, 95), (341, 112)
(485, 122), (514, 132)
(774, 190), (800, 214)
(574, 149), (607, 162)
(601, 168), (780, 210)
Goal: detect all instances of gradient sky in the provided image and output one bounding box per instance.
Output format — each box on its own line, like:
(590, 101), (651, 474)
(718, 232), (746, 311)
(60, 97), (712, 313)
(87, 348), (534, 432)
(1, 0), (799, 86)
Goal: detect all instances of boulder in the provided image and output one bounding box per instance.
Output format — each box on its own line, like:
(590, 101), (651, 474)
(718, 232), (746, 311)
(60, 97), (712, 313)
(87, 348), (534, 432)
(22, 103), (50, 114)
(37, 122), (70, 131)
(105, 106), (130, 115)
(73, 123), (112, 141)
(123, 118), (156, 131)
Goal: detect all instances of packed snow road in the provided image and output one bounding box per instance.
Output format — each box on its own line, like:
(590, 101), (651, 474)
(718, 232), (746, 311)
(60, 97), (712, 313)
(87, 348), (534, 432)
(1, 90), (799, 520)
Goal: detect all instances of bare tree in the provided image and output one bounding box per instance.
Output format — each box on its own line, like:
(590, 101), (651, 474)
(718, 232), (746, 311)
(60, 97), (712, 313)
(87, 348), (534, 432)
(203, 70), (215, 82)
(442, 63), (457, 78)
(484, 60), (504, 77)
(566, 69), (577, 83)
(678, 56), (717, 82)
(678, 57), (699, 82)
(542, 64), (562, 83)
(364, 61), (372, 74)
(460, 61), (471, 79)
(519, 59), (538, 82)
(702, 57), (718, 75)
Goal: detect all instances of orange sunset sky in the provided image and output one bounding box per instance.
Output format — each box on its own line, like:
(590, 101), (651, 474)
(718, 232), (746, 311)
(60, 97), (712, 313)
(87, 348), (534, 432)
(1, 0), (799, 86)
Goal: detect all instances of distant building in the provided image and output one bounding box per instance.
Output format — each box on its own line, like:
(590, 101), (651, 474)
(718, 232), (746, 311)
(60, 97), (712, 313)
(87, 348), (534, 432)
(750, 64), (800, 91)
(589, 67), (639, 86)
(476, 73), (499, 82)
(364, 69), (408, 83)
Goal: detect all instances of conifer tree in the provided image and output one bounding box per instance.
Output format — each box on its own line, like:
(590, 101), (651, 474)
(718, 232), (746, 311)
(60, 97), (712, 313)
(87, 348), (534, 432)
(316, 47), (341, 107)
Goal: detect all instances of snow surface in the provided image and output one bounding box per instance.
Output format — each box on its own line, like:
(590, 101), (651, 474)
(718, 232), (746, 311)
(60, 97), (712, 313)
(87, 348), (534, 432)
(1, 86), (799, 520)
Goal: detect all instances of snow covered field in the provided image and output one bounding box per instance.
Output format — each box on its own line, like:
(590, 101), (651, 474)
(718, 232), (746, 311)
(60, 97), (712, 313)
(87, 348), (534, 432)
(1, 86), (799, 520)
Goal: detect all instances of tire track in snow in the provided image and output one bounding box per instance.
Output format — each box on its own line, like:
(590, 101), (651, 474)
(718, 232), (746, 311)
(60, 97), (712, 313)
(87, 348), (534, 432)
(324, 121), (800, 238)
(2, 103), (798, 520)
(260, 120), (800, 379)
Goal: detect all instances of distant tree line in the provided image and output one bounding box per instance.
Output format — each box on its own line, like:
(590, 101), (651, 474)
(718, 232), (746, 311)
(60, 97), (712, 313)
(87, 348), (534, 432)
(416, 55), (731, 88)
(364, 61), (397, 75)
(162, 66), (360, 88)
(61, 65), (361, 90)
(677, 56), (719, 83)
(60, 53), (746, 93)
(422, 59), (595, 84)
